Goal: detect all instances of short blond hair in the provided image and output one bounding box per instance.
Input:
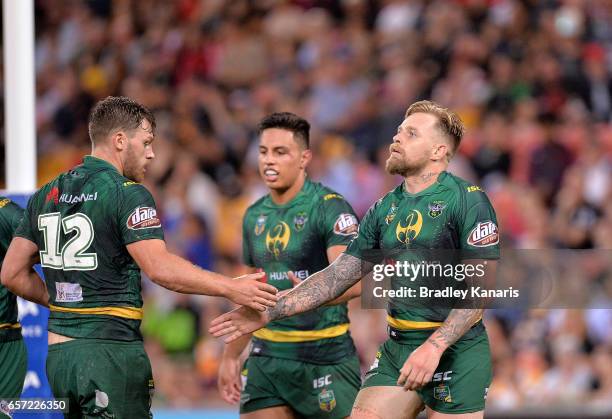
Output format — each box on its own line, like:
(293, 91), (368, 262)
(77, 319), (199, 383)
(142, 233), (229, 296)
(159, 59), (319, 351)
(405, 100), (465, 157)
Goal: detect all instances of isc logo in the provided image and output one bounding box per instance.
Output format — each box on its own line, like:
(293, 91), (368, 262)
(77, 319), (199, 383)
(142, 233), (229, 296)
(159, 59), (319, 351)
(313, 375), (332, 389)
(432, 371), (453, 382)
(467, 221), (499, 247)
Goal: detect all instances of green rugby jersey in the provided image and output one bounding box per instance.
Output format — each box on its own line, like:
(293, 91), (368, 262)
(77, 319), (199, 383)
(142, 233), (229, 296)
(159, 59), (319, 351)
(0, 197), (25, 343)
(346, 171), (500, 341)
(15, 156), (164, 341)
(243, 179), (359, 364)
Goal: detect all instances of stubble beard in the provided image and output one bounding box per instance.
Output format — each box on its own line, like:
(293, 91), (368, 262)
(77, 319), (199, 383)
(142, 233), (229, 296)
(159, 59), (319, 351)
(124, 143), (144, 183)
(385, 154), (426, 177)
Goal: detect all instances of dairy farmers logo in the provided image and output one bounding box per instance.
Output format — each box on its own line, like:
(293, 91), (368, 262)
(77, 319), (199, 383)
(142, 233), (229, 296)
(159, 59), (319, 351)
(266, 221), (291, 258)
(396, 210), (423, 244)
(467, 221), (499, 247)
(127, 207), (161, 230)
(333, 213), (358, 236)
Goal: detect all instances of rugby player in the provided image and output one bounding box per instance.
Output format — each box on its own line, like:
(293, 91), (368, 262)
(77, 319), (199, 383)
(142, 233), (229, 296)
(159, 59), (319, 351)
(0, 197), (27, 418)
(211, 101), (500, 419)
(218, 112), (362, 418)
(0, 96), (278, 418)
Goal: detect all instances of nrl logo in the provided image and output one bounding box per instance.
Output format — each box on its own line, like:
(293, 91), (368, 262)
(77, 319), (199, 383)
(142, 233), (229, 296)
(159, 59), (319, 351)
(293, 212), (308, 231)
(318, 389), (336, 412)
(266, 221), (291, 258)
(385, 202), (398, 225)
(254, 214), (267, 236)
(428, 201), (446, 218)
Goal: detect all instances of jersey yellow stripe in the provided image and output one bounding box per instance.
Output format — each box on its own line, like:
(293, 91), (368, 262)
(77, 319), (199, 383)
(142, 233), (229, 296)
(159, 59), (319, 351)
(387, 315), (443, 330)
(49, 304), (143, 320)
(0, 322), (21, 329)
(387, 315), (483, 330)
(253, 323), (350, 343)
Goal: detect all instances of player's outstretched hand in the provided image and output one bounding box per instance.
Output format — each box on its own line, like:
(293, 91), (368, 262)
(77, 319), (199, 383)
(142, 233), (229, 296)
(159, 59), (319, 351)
(229, 273), (279, 311)
(210, 306), (270, 343)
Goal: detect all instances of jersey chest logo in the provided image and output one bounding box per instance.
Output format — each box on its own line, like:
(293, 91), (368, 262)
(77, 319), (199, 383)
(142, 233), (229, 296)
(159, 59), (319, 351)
(265, 221), (291, 258)
(293, 212), (308, 231)
(254, 214), (267, 236)
(395, 210), (423, 244)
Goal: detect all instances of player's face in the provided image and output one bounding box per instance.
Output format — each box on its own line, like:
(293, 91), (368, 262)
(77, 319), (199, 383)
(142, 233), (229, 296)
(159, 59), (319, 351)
(258, 128), (309, 192)
(124, 119), (155, 183)
(386, 112), (442, 176)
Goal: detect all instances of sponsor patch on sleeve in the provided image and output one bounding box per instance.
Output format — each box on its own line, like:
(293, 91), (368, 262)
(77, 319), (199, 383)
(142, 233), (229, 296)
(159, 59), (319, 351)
(467, 221), (499, 247)
(333, 213), (358, 236)
(127, 207), (162, 230)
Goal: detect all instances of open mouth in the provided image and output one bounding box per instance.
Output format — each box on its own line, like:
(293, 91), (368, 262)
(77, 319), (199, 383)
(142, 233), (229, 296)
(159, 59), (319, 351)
(263, 168), (279, 182)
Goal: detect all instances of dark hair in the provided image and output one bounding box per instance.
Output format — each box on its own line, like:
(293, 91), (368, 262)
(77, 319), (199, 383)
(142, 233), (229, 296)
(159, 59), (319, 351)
(88, 96), (156, 145)
(258, 112), (310, 149)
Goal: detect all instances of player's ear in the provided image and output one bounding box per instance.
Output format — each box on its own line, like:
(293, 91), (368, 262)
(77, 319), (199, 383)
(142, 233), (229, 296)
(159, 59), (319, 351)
(431, 142), (448, 162)
(111, 131), (128, 151)
(300, 149), (312, 169)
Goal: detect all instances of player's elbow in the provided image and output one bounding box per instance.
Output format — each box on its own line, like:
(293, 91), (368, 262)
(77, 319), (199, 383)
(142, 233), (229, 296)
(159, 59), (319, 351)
(1, 263), (19, 291)
(144, 259), (177, 291)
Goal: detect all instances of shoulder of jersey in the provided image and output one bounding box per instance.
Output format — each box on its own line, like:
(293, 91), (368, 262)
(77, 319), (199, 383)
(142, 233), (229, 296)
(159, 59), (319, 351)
(0, 197), (11, 209)
(442, 172), (486, 197)
(245, 194), (268, 214)
(316, 183), (346, 203)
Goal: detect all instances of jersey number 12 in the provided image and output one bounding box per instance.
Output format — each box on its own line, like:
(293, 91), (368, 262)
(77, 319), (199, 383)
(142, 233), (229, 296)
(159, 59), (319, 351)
(38, 212), (98, 271)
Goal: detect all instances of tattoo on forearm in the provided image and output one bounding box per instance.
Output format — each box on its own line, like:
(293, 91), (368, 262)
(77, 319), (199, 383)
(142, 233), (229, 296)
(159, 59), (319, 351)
(267, 253), (371, 321)
(430, 308), (483, 348)
(429, 260), (493, 349)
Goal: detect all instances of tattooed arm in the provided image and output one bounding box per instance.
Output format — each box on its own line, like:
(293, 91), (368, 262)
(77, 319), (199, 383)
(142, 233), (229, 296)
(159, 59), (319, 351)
(426, 259), (496, 350)
(268, 252), (372, 321)
(209, 252), (373, 341)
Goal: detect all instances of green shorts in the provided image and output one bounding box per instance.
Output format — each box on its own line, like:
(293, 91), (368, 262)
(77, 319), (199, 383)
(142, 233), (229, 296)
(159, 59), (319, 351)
(362, 332), (492, 414)
(0, 338), (27, 418)
(240, 355), (361, 418)
(46, 339), (154, 419)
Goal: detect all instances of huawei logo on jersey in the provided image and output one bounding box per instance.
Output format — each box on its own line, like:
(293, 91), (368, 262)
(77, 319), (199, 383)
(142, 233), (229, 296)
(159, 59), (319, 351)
(467, 221), (499, 247)
(396, 210), (423, 244)
(127, 207), (161, 230)
(46, 187), (59, 204)
(265, 221), (291, 258)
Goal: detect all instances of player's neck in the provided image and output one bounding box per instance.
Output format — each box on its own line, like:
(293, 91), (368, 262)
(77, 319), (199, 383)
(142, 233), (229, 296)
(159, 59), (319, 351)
(269, 173), (306, 205)
(403, 165), (446, 194)
(90, 148), (123, 175)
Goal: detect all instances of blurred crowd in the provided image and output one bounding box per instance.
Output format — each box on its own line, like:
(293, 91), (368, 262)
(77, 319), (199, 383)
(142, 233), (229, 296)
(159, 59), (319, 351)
(2, 0), (612, 412)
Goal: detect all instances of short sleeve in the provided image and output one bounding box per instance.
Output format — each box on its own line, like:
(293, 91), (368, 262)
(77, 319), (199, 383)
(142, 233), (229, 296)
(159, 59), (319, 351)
(0, 199), (24, 257)
(345, 201), (380, 259)
(14, 195), (36, 244)
(242, 213), (254, 267)
(458, 189), (500, 260)
(119, 184), (164, 244)
(318, 194), (359, 248)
